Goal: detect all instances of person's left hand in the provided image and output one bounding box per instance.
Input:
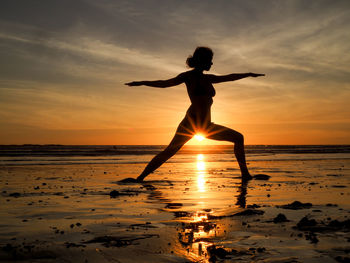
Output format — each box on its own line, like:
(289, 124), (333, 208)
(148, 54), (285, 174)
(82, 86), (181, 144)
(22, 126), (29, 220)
(125, 81), (142, 86)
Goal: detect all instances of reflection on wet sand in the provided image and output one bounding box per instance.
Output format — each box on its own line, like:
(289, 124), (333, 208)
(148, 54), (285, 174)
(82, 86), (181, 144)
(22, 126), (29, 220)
(236, 179), (248, 208)
(143, 153), (250, 262)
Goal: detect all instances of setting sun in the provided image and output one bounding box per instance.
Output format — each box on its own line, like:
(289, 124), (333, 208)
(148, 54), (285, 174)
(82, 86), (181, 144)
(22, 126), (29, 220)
(194, 134), (205, 141)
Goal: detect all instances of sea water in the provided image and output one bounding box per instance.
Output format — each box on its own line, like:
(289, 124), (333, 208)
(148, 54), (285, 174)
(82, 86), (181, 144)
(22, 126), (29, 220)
(1, 145), (349, 166)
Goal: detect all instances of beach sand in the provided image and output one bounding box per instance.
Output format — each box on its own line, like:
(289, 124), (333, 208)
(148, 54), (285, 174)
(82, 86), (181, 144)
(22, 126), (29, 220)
(0, 156), (349, 262)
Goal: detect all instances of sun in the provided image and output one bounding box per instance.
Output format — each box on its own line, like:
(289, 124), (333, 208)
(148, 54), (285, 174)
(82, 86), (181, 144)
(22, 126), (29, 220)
(194, 134), (205, 141)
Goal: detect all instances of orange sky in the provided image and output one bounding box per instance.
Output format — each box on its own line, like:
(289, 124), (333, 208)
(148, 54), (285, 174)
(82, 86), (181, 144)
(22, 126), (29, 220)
(0, 0), (349, 145)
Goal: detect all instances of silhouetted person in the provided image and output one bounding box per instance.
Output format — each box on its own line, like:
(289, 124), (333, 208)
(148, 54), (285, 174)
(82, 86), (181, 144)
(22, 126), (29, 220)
(125, 47), (264, 182)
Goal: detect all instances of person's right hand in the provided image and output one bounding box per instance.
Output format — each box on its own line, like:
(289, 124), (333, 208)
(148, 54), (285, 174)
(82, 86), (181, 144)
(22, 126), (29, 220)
(125, 81), (142, 86)
(249, 73), (265, 77)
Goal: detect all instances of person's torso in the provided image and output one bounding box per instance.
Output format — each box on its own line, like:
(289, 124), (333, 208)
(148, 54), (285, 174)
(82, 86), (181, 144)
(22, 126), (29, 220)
(184, 71), (215, 127)
(184, 71), (216, 105)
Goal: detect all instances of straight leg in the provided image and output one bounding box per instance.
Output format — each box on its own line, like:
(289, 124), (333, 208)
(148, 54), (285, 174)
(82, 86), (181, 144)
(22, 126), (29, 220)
(137, 120), (192, 181)
(206, 123), (252, 180)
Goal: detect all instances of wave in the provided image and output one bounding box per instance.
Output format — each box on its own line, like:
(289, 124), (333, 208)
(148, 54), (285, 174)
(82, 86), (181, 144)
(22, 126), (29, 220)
(1, 152), (349, 166)
(1, 145), (350, 157)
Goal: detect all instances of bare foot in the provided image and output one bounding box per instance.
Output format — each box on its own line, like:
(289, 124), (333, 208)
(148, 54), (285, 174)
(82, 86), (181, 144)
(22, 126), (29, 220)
(253, 174), (271, 180)
(242, 174), (253, 181)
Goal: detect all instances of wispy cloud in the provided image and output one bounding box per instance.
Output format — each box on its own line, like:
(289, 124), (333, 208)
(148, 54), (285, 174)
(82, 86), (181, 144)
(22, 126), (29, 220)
(1, 0), (349, 144)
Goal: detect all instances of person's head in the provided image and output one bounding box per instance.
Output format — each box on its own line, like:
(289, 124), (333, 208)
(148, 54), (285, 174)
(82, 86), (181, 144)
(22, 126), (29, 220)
(186, 47), (213, 71)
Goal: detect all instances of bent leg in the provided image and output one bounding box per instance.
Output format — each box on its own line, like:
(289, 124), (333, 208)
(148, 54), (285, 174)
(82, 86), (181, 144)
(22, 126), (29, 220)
(137, 122), (192, 181)
(206, 124), (251, 179)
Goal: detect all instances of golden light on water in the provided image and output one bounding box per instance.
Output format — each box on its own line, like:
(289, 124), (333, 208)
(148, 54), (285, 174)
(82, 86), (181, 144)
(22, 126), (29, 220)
(197, 173), (205, 193)
(196, 154), (206, 171)
(196, 154), (206, 193)
(193, 212), (208, 222)
(197, 154), (204, 161)
(197, 161), (205, 170)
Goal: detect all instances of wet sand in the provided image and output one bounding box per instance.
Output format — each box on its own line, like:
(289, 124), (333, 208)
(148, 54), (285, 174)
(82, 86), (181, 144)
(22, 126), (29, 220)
(0, 157), (349, 262)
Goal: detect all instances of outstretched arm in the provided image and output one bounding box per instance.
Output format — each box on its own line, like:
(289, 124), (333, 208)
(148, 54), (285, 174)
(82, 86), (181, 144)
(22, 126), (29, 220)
(207, 72), (265, 84)
(125, 73), (185, 88)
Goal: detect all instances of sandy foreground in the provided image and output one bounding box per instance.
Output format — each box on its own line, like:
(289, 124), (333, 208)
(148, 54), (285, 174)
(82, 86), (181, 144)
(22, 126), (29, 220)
(0, 157), (349, 262)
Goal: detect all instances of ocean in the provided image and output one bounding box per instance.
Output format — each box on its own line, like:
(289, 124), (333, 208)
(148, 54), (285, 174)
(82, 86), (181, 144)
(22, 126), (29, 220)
(1, 144), (350, 166)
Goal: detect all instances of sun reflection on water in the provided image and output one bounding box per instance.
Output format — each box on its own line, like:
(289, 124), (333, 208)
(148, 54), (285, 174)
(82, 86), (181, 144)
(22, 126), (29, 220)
(177, 153), (240, 262)
(197, 161), (205, 171)
(178, 209), (217, 261)
(197, 153), (204, 161)
(196, 154), (206, 193)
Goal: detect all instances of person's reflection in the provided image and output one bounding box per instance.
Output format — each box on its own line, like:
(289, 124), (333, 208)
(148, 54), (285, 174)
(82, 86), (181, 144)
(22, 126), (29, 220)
(236, 178), (248, 208)
(141, 182), (172, 203)
(141, 177), (249, 213)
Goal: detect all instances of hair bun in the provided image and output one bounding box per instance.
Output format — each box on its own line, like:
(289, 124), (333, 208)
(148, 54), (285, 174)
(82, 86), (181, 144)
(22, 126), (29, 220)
(186, 56), (195, 68)
(186, 47), (213, 69)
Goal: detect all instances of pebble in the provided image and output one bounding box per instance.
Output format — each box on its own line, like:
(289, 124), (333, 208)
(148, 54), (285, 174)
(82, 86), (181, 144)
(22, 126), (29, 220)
(273, 213), (289, 223)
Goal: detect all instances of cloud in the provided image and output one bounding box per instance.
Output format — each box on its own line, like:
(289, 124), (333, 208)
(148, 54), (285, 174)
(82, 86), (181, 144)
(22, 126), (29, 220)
(1, 0), (350, 144)
(0, 30), (183, 77)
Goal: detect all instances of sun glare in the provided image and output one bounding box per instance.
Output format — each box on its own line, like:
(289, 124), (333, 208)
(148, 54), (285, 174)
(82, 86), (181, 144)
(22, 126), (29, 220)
(194, 134), (205, 141)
